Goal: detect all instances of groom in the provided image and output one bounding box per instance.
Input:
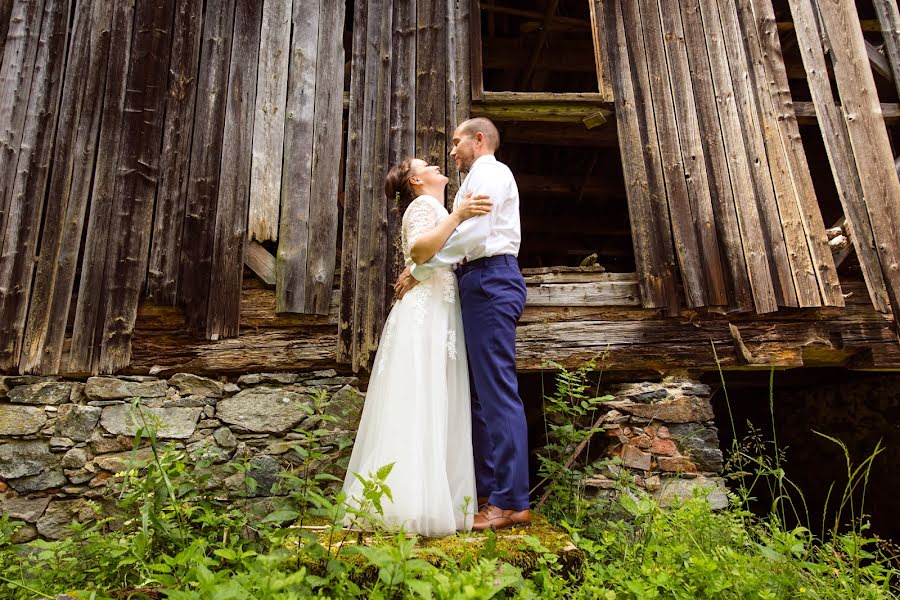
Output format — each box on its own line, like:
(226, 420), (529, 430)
(395, 118), (530, 531)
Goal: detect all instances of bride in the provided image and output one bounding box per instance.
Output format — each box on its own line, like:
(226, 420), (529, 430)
(341, 157), (492, 537)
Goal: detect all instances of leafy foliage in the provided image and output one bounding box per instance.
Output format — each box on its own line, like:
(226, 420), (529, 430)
(0, 373), (897, 599)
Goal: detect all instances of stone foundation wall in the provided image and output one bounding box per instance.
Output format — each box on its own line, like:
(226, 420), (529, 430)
(0, 371), (364, 541)
(1, 372), (726, 542)
(581, 378), (727, 508)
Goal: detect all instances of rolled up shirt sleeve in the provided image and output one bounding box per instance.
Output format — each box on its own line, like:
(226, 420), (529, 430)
(410, 166), (509, 281)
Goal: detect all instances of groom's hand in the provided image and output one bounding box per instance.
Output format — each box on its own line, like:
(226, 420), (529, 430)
(394, 265), (418, 300)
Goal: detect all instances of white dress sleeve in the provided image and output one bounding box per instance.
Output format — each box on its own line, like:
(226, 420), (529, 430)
(404, 197), (438, 249)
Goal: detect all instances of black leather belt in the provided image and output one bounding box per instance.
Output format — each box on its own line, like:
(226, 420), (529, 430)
(457, 255), (518, 276)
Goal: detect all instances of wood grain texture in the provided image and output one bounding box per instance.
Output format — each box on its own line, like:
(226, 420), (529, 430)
(589, 0), (613, 101)
(745, 0), (842, 307)
(733, 0), (826, 308)
(276, 0), (319, 314)
(657, 0), (729, 307)
(386, 0), (416, 317)
(872, 0), (900, 97)
(147, 0), (203, 305)
(0, 0), (14, 71)
(788, 0), (889, 313)
(607, 2), (679, 311)
(0, 0), (68, 370)
(605, 0), (678, 311)
(127, 280), (900, 375)
(716, 0), (802, 309)
(180, 0), (236, 331)
(337, 0), (367, 364)
(67, 0), (137, 373)
(817, 0), (900, 338)
(695, 0), (778, 313)
(19, 2), (118, 374)
(416, 0), (446, 170)
(248, 0), (290, 243)
(206, 0), (263, 340)
(0, 0), (46, 247)
(636, 0), (709, 307)
(303, 0), (345, 315)
(245, 240), (276, 285)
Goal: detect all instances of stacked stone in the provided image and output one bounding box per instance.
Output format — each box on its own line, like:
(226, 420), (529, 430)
(0, 371), (364, 541)
(583, 378), (728, 509)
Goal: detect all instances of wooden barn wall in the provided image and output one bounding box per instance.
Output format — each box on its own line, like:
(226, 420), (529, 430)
(338, 0), (471, 371)
(604, 0), (848, 315)
(0, 0), (346, 376)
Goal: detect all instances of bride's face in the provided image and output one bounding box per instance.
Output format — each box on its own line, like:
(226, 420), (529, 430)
(409, 159), (449, 190)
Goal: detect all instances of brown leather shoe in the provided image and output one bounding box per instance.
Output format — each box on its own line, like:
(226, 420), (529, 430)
(477, 496), (489, 510)
(472, 504), (531, 531)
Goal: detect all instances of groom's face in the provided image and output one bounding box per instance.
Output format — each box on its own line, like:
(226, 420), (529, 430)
(450, 128), (476, 173)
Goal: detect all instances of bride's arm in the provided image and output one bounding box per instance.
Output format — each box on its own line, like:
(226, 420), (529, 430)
(410, 194), (492, 265)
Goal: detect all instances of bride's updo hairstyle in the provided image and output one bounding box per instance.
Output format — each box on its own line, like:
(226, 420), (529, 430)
(384, 158), (417, 213)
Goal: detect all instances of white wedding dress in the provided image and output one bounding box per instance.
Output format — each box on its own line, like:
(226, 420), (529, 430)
(341, 194), (476, 536)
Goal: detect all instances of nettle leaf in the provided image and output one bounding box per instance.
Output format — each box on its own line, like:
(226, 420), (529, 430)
(376, 462), (395, 481)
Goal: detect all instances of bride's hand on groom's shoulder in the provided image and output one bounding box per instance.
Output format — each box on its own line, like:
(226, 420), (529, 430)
(394, 265), (417, 300)
(453, 192), (492, 221)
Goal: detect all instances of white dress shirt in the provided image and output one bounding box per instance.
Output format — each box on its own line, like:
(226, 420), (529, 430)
(411, 154), (521, 281)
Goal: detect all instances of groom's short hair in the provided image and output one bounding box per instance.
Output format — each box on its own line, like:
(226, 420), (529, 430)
(458, 118), (500, 152)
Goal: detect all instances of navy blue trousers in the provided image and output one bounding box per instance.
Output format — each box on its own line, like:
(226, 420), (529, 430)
(457, 255), (529, 510)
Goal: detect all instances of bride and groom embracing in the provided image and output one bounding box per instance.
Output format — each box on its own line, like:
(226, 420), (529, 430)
(341, 117), (531, 537)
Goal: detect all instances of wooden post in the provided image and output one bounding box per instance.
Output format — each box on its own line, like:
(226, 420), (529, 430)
(19, 1), (113, 374)
(816, 0), (900, 338)
(276, 0), (319, 314)
(180, 0), (236, 331)
(147, 0), (204, 305)
(0, 0), (68, 371)
(588, 0), (613, 102)
(303, 0), (346, 315)
(206, 0), (263, 341)
(872, 0), (900, 97)
(248, 0), (291, 243)
(67, 0), (138, 373)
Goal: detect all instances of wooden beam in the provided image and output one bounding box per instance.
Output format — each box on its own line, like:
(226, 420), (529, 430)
(471, 91), (612, 123)
(126, 280), (900, 375)
(479, 3), (590, 31)
(865, 39), (893, 82)
(872, 0), (900, 98)
(520, 0), (560, 89)
(244, 241), (276, 285)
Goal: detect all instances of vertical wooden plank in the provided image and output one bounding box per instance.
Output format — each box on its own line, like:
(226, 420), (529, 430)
(206, 0), (262, 340)
(714, 0), (799, 308)
(67, 0), (136, 372)
(146, 0), (203, 304)
(747, 0), (842, 306)
(277, 0), (319, 313)
(872, 0), (900, 97)
(386, 0), (416, 314)
(248, 0), (290, 243)
(445, 0), (461, 199)
(0, 0), (68, 370)
(91, 0), (176, 373)
(729, 0), (821, 308)
(469, 0), (483, 101)
(303, 0), (346, 315)
(0, 0), (46, 246)
(589, 0), (613, 102)
(817, 0), (900, 337)
(361, 0), (392, 370)
(179, 0), (236, 331)
(20, 1), (114, 373)
(337, 0), (367, 364)
(694, 0), (777, 313)
(677, 0), (753, 312)
(656, 0), (730, 307)
(0, 0), (13, 72)
(605, 0), (678, 310)
(636, 0), (709, 307)
(416, 0), (446, 171)
(788, 0), (889, 313)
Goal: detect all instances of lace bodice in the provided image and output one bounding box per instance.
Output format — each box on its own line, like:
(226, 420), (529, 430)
(401, 195), (449, 265)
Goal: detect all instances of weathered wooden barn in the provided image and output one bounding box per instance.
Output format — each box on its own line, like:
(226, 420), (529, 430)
(0, 0), (898, 379)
